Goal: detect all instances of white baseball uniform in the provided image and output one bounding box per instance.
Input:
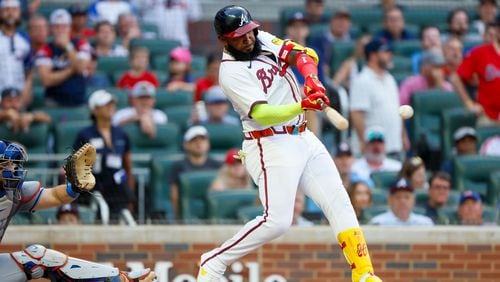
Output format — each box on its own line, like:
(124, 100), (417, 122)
(200, 31), (359, 277)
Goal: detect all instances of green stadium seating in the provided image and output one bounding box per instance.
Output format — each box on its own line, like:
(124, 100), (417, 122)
(348, 7), (383, 31)
(53, 121), (92, 154)
(32, 205), (96, 224)
(488, 171), (500, 209)
(96, 56), (130, 75)
(0, 123), (48, 153)
(130, 39), (181, 57)
(391, 56), (413, 73)
(363, 205), (388, 219)
(140, 23), (159, 39)
(155, 89), (193, 109)
(191, 55), (207, 79)
(476, 126), (500, 148)
(237, 205), (264, 222)
(403, 7), (451, 27)
(122, 123), (181, 154)
(179, 170), (218, 222)
(330, 41), (355, 75)
(31, 86), (46, 109)
(149, 153), (185, 219)
(440, 108), (477, 161)
(152, 55), (169, 71)
(392, 72), (412, 86)
(453, 155), (500, 205)
(163, 105), (192, 131)
(203, 123), (244, 154)
(392, 40), (422, 57)
(44, 106), (91, 125)
(366, 25), (420, 40)
(370, 171), (398, 190)
(371, 189), (388, 205)
(207, 189), (259, 223)
(86, 87), (129, 109)
(410, 90), (463, 151)
(278, 6), (305, 34)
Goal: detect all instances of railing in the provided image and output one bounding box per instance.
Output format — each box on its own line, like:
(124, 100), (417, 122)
(27, 153), (151, 224)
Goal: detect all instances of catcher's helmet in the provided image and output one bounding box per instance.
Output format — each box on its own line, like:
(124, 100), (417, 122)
(0, 140), (27, 191)
(214, 5), (260, 38)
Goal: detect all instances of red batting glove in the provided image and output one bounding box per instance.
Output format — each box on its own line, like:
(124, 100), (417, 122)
(301, 92), (330, 111)
(304, 74), (326, 96)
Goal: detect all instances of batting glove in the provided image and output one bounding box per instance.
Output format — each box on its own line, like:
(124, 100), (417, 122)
(304, 74), (326, 96)
(301, 92), (330, 111)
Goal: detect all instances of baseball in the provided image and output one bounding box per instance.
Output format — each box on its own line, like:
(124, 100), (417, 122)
(399, 105), (414, 119)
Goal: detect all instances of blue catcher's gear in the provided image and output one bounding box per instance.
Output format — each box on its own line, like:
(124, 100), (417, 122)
(0, 140), (28, 194)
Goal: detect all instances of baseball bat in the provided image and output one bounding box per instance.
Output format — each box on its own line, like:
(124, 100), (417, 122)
(318, 99), (349, 131)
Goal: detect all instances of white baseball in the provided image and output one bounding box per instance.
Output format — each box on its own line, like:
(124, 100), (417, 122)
(399, 105), (414, 119)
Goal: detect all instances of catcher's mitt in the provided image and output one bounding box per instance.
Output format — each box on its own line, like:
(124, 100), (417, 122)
(63, 143), (97, 192)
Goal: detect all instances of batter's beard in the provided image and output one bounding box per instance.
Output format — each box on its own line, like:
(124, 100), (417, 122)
(226, 39), (262, 61)
(0, 18), (21, 28)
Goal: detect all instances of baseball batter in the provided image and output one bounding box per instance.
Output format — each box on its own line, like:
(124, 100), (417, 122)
(0, 140), (155, 282)
(197, 5), (381, 282)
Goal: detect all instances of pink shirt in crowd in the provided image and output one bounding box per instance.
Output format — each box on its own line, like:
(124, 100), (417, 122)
(398, 75), (453, 105)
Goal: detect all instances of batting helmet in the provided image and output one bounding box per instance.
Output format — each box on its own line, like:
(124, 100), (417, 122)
(214, 5), (260, 38)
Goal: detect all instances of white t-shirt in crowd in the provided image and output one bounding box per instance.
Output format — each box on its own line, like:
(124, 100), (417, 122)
(112, 107), (168, 126)
(351, 157), (402, 182)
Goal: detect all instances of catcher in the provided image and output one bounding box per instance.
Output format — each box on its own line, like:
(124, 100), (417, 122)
(0, 140), (156, 282)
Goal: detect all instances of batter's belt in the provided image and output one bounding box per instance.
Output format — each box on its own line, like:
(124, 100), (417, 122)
(244, 123), (307, 140)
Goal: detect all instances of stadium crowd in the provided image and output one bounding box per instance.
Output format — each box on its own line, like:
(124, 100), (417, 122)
(0, 0), (499, 226)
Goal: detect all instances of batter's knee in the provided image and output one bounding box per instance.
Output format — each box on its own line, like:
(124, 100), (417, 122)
(266, 218), (293, 238)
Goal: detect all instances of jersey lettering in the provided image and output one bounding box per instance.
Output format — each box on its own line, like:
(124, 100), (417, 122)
(256, 65), (280, 94)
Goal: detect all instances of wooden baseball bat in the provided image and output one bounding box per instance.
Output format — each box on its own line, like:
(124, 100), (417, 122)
(318, 99), (349, 131)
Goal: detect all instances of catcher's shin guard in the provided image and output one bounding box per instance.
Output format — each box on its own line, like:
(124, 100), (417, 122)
(337, 228), (382, 282)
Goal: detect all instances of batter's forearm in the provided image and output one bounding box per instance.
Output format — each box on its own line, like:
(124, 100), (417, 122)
(251, 103), (303, 126)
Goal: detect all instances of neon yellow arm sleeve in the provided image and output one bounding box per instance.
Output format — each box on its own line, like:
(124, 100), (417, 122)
(251, 102), (304, 126)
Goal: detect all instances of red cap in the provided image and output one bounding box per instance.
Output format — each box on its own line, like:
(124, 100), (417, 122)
(225, 148), (241, 165)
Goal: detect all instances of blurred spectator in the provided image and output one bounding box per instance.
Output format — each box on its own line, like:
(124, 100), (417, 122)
(442, 37), (463, 78)
(85, 52), (111, 88)
(398, 156), (428, 190)
(165, 46), (194, 92)
(28, 14), (49, 55)
(328, 9), (353, 42)
(479, 135), (500, 156)
(19, 0), (40, 20)
(440, 126), (478, 175)
(399, 52), (453, 106)
(169, 125), (222, 218)
(68, 3), (94, 39)
(293, 191), (314, 226)
(210, 148), (252, 192)
(449, 16), (500, 126)
(376, 7), (416, 42)
(113, 81), (167, 138)
(422, 171), (452, 224)
(304, 0), (328, 26)
(74, 90), (136, 225)
(346, 180), (373, 224)
(350, 38), (407, 156)
(369, 179), (434, 226)
(194, 52), (220, 102)
(483, 23), (497, 44)
(0, 87), (50, 133)
(88, 0), (134, 25)
(377, 0), (404, 12)
(190, 86), (239, 126)
(116, 46), (159, 90)
(473, 0), (498, 36)
(332, 34), (371, 91)
(0, 0), (32, 107)
(56, 203), (81, 225)
(116, 13), (142, 50)
(134, 0), (201, 47)
(333, 142), (355, 187)
(445, 8), (482, 43)
(457, 190), (486, 225)
(36, 9), (91, 107)
(411, 25), (442, 73)
(351, 127), (402, 182)
(93, 20), (128, 58)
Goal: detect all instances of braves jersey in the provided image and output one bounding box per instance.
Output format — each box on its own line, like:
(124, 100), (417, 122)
(0, 30), (31, 91)
(0, 181), (43, 242)
(219, 31), (305, 132)
(457, 43), (500, 120)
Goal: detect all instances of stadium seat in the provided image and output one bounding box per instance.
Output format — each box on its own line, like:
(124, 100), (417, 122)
(403, 7), (451, 27)
(122, 123), (181, 154)
(391, 56), (413, 73)
(130, 38), (181, 57)
(392, 40), (422, 57)
(96, 56), (130, 76)
(178, 170), (218, 222)
(330, 41), (355, 75)
(163, 105), (192, 131)
(476, 126), (500, 148)
(415, 190), (428, 206)
(489, 171), (500, 211)
(34, 207), (58, 224)
(440, 108), (477, 161)
(152, 54), (169, 71)
(392, 72), (412, 86)
(53, 121), (92, 154)
(191, 55), (207, 79)
(237, 205), (264, 222)
(362, 205), (388, 220)
(370, 171), (398, 190)
(155, 89), (193, 109)
(44, 106), (91, 125)
(348, 7), (383, 32)
(371, 189), (388, 205)
(139, 22), (159, 39)
(203, 123), (244, 154)
(149, 153), (185, 219)
(31, 86), (46, 109)
(207, 189), (259, 223)
(367, 25), (420, 40)
(0, 123), (49, 153)
(453, 155), (500, 205)
(410, 90), (463, 151)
